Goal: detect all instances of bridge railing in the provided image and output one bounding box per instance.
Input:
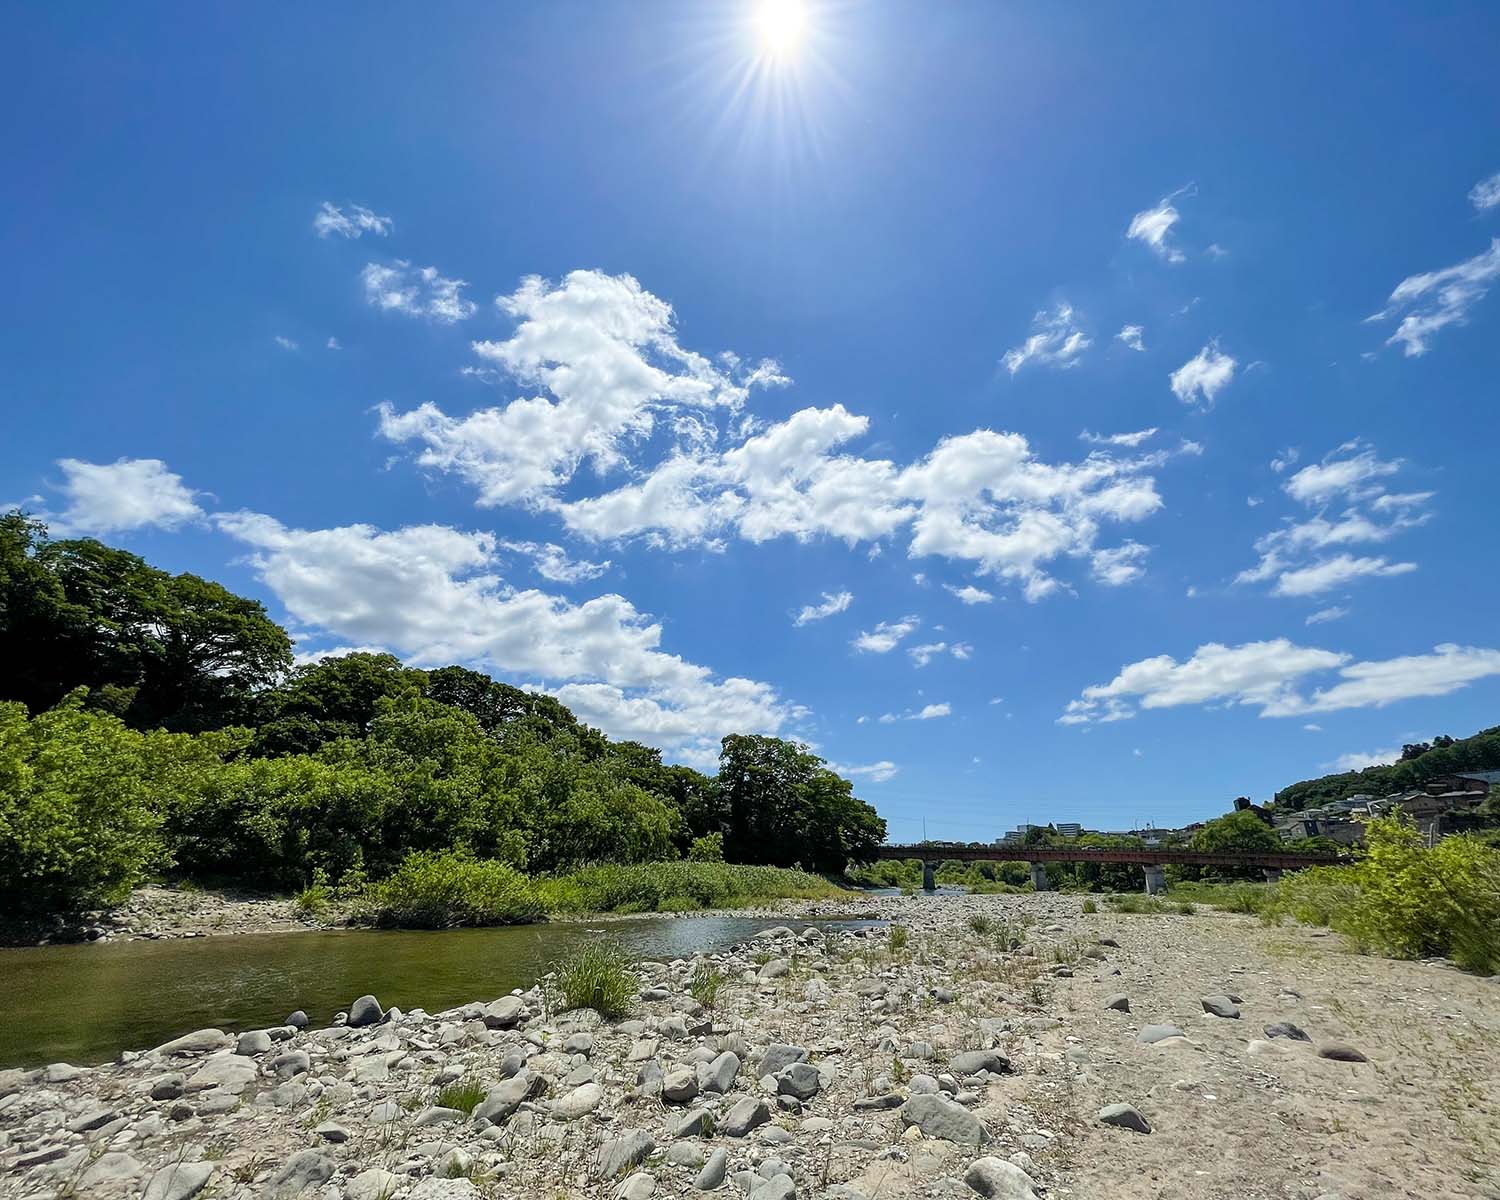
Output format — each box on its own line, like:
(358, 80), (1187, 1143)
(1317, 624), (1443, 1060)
(866, 843), (1347, 870)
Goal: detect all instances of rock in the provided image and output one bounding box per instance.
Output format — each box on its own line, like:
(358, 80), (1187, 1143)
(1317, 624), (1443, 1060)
(271, 1048), (311, 1079)
(963, 1156), (1040, 1199)
(722, 1096), (771, 1137)
(853, 1093), (904, 1111)
(473, 1072), (538, 1123)
(42, 1062), (84, 1082)
(315, 1120), (350, 1143)
(899, 1094), (985, 1145)
(196, 1089), (239, 1115)
(667, 1142), (706, 1167)
(285, 1010), (309, 1028)
(748, 1175), (796, 1200)
(265, 1081), (307, 1108)
(616, 1171), (656, 1200)
(236, 1030), (273, 1055)
(269, 1149), (336, 1196)
(1317, 1041), (1369, 1063)
(695, 1148), (729, 1191)
(347, 995), (384, 1028)
(1103, 993), (1130, 1012)
(950, 1050), (1011, 1076)
(483, 996), (524, 1029)
(150, 1073), (186, 1100)
(1201, 995), (1240, 1019)
(67, 1105), (120, 1132)
(414, 1105), (465, 1126)
(669, 1107), (715, 1138)
(79, 1152), (145, 1187)
(1264, 1021), (1311, 1042)
(1098, 1103), (1152, 1133)
(703, 1049), (740, 1093)
(662, 1067), (699, 1104)
(346, 1169), (401, 1200)
(757, 1043), (808, 1076)
(641, 986), (672, 1002)
(143, 1161), (216, 1200)
(554, 1081), (604, 1119)
(153, 1029), (230, 1056)
(777, 1061), (822, 1101)
(1136, 1024), (1185, 1044)
(370, 1100), (402, 1123)
(595, 1129), (655, 1178)
(185, 1054), (257, 1093)
(410, 1181), (479, 1200)
(758, 958), (790, 981)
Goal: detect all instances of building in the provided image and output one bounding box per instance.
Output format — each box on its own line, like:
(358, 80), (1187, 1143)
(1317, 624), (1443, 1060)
(1054, 822), (1082, 839)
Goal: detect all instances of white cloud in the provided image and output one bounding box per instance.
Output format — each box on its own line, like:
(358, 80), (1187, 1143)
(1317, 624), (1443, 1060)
(1127, 191), (1189, 263)
(326, 337), (342, 351)
(1284, 444), (1400, 505)
(1116, 324), (1146, 352)
(1305, 605), (1349, 626)
(274, 335), (299, 351)
(1327, 746), (1402, 773)
(794, 590), (853, 626)
(1081, 427), (1157, 448)
(945, 583), (993, 605)
(1367, 238), (1500, 356)
(853, 616), (919, 654)
(915, 702), (951, 719)
(1002, 303), (1091, 374)
(1061, 639), (1500, 725)
(313, 202), (392, 239)
(361, 260), (476, 323)
(1169, 341), (1237, 406)
(1469, 172), (1500, 212)
(215, 512), (796, 765)
(499, 540), (610, 584)
(1090, 540), (1150, 586)
(908, 642), (970, 667)
(1272, 553), (1416, 597)
(292, 644), (392, 668)
(830, 760), (899, 783)
(1303, 723), (1322, 732)
(38, 457), (204, 536)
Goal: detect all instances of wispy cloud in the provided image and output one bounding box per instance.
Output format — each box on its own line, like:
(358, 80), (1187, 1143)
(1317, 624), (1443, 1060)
(1169, 341), (1237, 407)
(1002, 303), (1091, 374)
(1367, 238), (1500, 357)
(945, 583), (993, 605)
(361, 260), (476, 323)
(313, 202), (392, 239)
(273, 335), (299, 351)
(853, 616), (919, 654)
(908, 641), (971, 667)
(1470, 172), (1500, 212)
(1081, 427), (1157, 448)
(878, 702), (952, 722)
(1126, 185), (1194, 263)
(29, 457), (205, 536)
(794, 590), (853, 627)
(1116, 324), (1146, 352)
(1326, 746), (1402, 773)
(830, 760), (899, 783)
(1305, 605), (1349, 626)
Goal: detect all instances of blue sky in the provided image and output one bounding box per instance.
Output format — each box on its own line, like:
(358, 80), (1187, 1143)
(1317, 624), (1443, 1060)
(5, 2), (1500, 839)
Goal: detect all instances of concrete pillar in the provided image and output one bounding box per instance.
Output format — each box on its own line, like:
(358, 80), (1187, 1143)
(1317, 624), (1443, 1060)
(1142, 865), (1167, 895)
(1028, 862), (1050, 892)
(1263, 867), (1283, 884)
(922, 862), (936, 892)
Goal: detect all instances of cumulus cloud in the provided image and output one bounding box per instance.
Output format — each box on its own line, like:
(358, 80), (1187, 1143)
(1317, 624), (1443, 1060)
(361, 260), (476, 323)
(794, 590), (854, 627)
(945, 583), (993, 605)
(1327, 746), (1402, 773)
(499, 540), (610, 584)
(830, 760), (899, 783)
(1061, 639), (1500, 725)
(1237, 441), (1430, 597)
(1169, 341), (1237, 406)
(1116, 324), (1146, 352)
(908, 641), (971, 667)
(313, 202), (392, 239)
(33, 457), (204, 536)
(1126, 190), (1190, 263)
(853, 616), (919, 654)
(1367, 238), (1500, 356)
(215, 512), (796, 765)
(1081, 427), (1157, 448)
(1002, 303), (1091, 374)
(1090, 540), (1150, 586)
(1469, 172), (1500, 212)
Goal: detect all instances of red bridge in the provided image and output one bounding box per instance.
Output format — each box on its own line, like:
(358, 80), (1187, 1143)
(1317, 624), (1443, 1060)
(867, 842), (1346, 893)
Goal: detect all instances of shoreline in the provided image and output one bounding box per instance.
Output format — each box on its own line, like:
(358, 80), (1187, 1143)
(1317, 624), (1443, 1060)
(2, 893), (1496, 1199)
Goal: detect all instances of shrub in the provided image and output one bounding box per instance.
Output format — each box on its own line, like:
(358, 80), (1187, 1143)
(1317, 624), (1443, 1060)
(687, 961), (725, 1011)
(539, 860), (848, 915)
(967, 913), (995, 936)
(436, 1079), (486, 1114)
(355, 850), (546, 929)
(688, 832), (725, 862)
(1080, 898), (1098, 914)
(553, 940), (634, 1018)
(889, 924), (909, 954)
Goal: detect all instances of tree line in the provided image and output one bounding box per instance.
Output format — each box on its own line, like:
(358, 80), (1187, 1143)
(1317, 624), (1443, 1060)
(0, 513), (885, 913)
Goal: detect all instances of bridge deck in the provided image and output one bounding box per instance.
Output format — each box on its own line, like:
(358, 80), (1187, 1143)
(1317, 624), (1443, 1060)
(871, 843), (1345, 870)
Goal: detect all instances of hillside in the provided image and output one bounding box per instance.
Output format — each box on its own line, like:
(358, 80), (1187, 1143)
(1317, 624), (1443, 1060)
(1273, 725), (1500, 811)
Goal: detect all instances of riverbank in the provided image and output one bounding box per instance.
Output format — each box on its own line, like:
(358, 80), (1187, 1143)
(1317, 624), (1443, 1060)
(4, 894), (1497, 1199)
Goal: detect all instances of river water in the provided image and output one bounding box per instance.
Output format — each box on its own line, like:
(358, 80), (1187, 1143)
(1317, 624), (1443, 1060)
(1, 915), (884, 1070)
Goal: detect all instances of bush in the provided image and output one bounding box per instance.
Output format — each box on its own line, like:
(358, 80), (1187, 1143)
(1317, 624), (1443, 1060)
(1272, 817), (1500, 973)
(688, 832), (725, 862)
(540, 860), (848, 915)
(688, 961), (725, 1011)
(553, 940), (634, 1018)
(355, 850), (546, 929)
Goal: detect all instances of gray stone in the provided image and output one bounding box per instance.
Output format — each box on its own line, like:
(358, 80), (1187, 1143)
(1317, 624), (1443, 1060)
(695, 1148), (729, 1191)
(669, 1107), (715, 1138)
(149, 1074), (186, 1101)
(1098, 1102), (1152, 1133)
(748, 1175), (796, 1200)
(271, 1049), (312, 1079)
(722, 1096), (771, 1137)
(853, 1093), (903, 1111)
(949, 1050), (1011, 1076)
(757, 1043), (807, 1077)
(483, 996), (524, 1029)
(1317, 1041), (1368, 1063)
(963, 1156), (1039, 1199)
(703, 1049), (740, 1093)
(42, 1062), (84, 1082)
(595, 1129), (655, 1178)
(185, 1054), (257, 1093)
(153, 1029), (231, 1057)
(285, 1010), (309, 1028)
(777, 1061), (822, 1101)
(1103, 993), (1130, 1013)
(554, 1081), (604, 1119)
(900, 1094), (985, 1145)
(265, 1081), (307, 1108)
(410, 1181), (480, 1200)
(196, 1090), (239, 1115)
(1135, 1024), (1185, 1044)
(236, 1030), (273, 1056)
(757, 958), (790, 981)
(67, 1105), (120, 1133)
(79, 1152), (145, 1187)
(269, 1150), (337, 1196)
(143, 1161), (215, 1200)
(616, 1171), (656, 1200)
(1264, 1021), (1311, 1042)
(347, 995), (384, 1028)
(473, 1072), (538, 1123)
(414, 1105), (465, 1126)
(346, 1169), (400, 1200)
(662, 1067), (699, 1104)
(1201, 995), (1240, 1019)
(315, 1120), (350, 1143)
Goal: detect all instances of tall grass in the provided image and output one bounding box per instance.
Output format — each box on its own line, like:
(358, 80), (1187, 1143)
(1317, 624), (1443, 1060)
(552, 941), (634, 1018)
(354, 851), (547, 929)
(539, 860), (849, 915)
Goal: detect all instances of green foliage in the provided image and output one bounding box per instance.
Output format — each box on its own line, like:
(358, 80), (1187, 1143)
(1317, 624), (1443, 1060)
(355, 851), (547, 929)
(687, 961), (725, 1011)
(1274, 725), (1500, 812)
(1271, 816), (1500, 973)
(436, 1079), (487, 1114)
(552, 940), (634, 1018)
(966, 913), (994, 936)
(687, 832), (725, 862)
(1080, 898), (1097, 913)
(888, 924), (909, 954)
(540, 860), (847, 915)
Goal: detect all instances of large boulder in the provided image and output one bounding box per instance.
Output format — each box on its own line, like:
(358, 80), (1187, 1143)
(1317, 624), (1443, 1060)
(268, 1149), (336, 1197)
(756, 1043), (807, 1077)
(721, 1096), (771, 1137)
(142, 1162), (215, 1200)
(595, 1130), (654, 1179)
(900, 1094), (985, 1145)
(963, 1157), (1040, 1199)
(347, 995), (384, 1028)
(1098, 1103), (1152, 1133)
(949, 1050), (1011, 1076)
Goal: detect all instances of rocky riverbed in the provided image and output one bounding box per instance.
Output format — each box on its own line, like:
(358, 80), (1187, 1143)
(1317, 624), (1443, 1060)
(2, 893), (1497, 1200)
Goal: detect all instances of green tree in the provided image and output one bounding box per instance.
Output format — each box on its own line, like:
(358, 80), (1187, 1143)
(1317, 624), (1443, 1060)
(252, 652), (426, 756)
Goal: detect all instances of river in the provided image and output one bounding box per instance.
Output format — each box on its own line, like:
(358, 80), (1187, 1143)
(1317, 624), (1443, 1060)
(0, 915), (884, 1071)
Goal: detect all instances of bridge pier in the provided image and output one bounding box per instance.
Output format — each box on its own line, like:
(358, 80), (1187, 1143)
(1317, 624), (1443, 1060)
(1028, 862), (1050, 892)
(1263, 867), (1283, 884)
(922, 862), (936, 892)
(1142, 865), (1167, 895)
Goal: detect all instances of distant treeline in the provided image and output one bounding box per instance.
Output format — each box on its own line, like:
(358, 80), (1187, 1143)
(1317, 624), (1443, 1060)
(1274, 726), (1500, 812)
(0, 513), (885, 913)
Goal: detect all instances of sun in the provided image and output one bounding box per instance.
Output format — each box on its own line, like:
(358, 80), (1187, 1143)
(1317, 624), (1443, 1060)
(754, 0), (808, 59)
